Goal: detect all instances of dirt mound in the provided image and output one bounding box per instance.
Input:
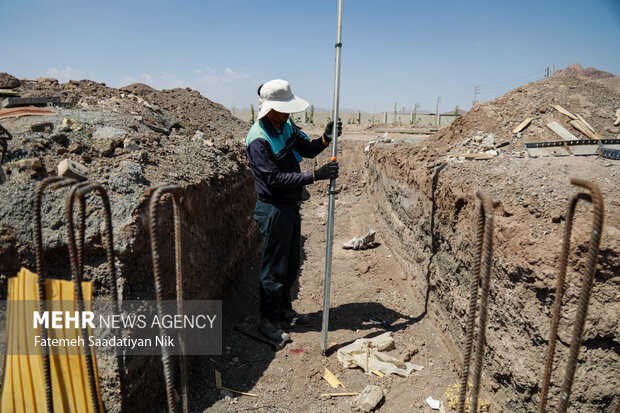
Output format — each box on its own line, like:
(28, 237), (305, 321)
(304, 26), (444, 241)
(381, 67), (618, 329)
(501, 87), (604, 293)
(429, 75), (620, 157)
(555, 62), (616, 79)
(0, 74), (256, 412)
(367, 73), (620, 411)
(120, 83), (249, 139)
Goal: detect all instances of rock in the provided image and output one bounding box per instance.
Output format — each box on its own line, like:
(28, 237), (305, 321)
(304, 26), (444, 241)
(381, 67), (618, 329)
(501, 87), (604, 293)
(93, 126), (126, 140)
(58, 158), (88, 181)
(68, 142), (84, 154)
(30, 121), (54, 133)
(0, 73), (20, 89)
(50, 133), (69, 145)
(354, 385), (383, 412)
(121, 161), (145, 184)
(192, 130), (205, 141)
(123, 137), (140, 151)
(36, 77), (59, 85)
(3, 158), (43, 179)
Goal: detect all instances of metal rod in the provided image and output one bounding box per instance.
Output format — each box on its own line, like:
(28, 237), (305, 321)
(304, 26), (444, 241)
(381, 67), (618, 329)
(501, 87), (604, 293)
(539, 191), (591, 412)
(537, 178), (604, 412)
(149, 184), (188, 413)
(34, 176), (76, 413)
(558, 179), (604, 412)
(458, 190), (495, 413)
(321, 0), (344, 355)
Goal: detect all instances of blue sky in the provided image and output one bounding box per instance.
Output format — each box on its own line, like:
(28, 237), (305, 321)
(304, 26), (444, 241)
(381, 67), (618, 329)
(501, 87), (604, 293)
(1, 0), (618, 113)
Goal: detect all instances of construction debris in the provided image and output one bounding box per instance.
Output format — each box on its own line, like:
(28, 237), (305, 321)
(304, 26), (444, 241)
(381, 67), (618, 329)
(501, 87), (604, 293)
(214, 370), (258, 397)
(320, 392), (360, 397)
(1, 96), (60, 108)
(337, 332), (423, 377)
(547, 121), (578, 140)
(2, 157), (42, 179)
(512, 117), (533, 134)
(354, 385), (384, 412)
(426, 396), (441, 410)
(322, 367), (344, 389)
(575, 113), (596, 133)
(551, 104), (577, 120)
(614, 109), (620, 126)
(0, 106), (56, 119)
(0, 89), (19, 97)
(343, 228), (376, 250)
(449, 152), (496, 160)
(57, 159), (88, 181)
(569, 119), (599, 139)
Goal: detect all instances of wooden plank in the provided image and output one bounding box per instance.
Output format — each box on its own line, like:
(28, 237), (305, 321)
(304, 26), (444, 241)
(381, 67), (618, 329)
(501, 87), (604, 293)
(375, 127), (440, 134)
(320, 393), (360, 397)
(323, 367), (344, 389)
(569, 119), (598, 139)
(547, 121), (578, 141)
(575, 113), (596, 133)
(449, 152), (496, 160)
(551, 104), (577, 120)
(0, 89), (19, 97)
(512, 117), (533, 134)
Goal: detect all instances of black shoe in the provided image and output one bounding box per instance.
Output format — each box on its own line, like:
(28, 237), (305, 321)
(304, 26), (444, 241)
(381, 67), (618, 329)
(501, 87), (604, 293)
(259, 317), (291, 342)
(281, 309), (311, 325)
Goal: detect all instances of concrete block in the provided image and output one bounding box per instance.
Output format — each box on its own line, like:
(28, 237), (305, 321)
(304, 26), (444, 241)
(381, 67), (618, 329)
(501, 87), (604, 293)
(1, 96), (60, 108)
(57, 158), (88, 181)
(354, 385), (383, 412)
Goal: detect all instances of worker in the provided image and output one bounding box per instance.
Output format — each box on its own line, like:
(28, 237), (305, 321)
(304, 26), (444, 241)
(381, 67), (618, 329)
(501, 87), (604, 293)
(246, 79), (341, 343)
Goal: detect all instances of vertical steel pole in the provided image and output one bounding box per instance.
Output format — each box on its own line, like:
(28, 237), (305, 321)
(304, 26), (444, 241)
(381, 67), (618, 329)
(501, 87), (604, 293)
(321, 0), (343, 355)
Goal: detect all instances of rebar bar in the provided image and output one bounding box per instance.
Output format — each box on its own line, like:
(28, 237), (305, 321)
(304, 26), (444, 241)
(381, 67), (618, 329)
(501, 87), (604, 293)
(66, 182), (127, 413)
(458, 190), (495, 413)
(539, 191), (591, 412)
(149, 184), (188, 413)
(34, 176), (77, 413)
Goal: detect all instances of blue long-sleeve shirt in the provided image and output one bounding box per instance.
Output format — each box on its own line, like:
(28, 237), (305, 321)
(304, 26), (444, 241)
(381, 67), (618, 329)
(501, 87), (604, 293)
(246, 118), (327, 205)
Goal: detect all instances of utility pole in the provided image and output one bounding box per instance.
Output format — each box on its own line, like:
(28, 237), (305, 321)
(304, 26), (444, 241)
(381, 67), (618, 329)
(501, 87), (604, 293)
(414, 103), (420, 124)
(553, 64), (555, 75)
(473, 85), (480, 105)
(435, 96), (441, 126)
(545, 66), (550, 78)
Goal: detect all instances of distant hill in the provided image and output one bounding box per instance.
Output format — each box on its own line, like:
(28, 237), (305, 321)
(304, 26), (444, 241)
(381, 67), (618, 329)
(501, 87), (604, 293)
(554, 63), (615, 79)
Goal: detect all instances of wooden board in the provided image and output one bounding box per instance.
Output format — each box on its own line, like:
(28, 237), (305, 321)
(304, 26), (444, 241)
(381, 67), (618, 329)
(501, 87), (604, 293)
(512, 117), (533, 134)
(575, 113), (596, 133)
(547, 121), (578, 141)
(449, 152), (496, 160)
(551, 104), (577, 120)
(569, 119), (598, 139)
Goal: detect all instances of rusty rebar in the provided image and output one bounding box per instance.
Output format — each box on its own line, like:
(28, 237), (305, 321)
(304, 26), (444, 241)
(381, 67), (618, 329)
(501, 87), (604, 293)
(149, 184), (187, 413)
(33, 176), (77, 413)
(65, 182), (127, 413)
(538, 179), (604, 412)
(539, 191), (591, 412)
(557, 179), (604, 412)
(458, 190), (495, 413)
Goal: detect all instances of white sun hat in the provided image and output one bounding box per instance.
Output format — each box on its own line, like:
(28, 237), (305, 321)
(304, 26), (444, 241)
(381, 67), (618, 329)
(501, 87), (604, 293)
(257, 79), (309, 119)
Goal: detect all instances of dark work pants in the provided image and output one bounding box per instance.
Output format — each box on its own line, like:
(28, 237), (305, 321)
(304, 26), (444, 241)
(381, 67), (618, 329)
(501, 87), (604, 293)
(253, 200), (301, 321)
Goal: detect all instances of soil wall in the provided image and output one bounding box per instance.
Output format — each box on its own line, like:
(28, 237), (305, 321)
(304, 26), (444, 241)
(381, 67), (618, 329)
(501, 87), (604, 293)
(367, 146), (619, 411)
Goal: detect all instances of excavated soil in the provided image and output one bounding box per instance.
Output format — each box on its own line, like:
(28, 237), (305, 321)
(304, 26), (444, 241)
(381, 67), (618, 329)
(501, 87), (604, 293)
(1, 72), (619, 413)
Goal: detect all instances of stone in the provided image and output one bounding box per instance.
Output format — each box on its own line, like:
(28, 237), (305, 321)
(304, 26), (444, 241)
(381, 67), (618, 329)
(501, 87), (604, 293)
(30, 122), (54, 133)
(68, 142), (84, 154)
(354, 385), (383, 412)
(50, 133), (69, 145)
(3, 158), (43, 179)
(93, 126), (126, 140)
(57, 158), (88, 181)
(193, 130), (205, 141)
(123, 137), (140, 151)
(0, 73), (20, 89)
(36, 77), (59, 85)
(121, 161), (145, 183)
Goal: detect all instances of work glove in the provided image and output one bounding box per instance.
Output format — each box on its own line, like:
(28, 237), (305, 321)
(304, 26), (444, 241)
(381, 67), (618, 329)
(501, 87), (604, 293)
(314, 161), (339, 181)
(323, 119), (342, 143)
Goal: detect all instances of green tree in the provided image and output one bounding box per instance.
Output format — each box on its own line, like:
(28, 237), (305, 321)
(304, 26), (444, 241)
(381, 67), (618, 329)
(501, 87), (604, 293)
(454, 105), (460, 116)
(250, 104), (255, 124)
